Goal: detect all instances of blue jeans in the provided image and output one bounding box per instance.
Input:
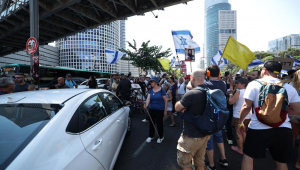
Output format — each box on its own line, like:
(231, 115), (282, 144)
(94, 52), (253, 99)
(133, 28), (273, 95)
(206, 130), (224, 150)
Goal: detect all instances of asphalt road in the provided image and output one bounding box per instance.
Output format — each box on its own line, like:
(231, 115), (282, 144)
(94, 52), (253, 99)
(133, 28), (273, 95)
(114, 111), (298, 170)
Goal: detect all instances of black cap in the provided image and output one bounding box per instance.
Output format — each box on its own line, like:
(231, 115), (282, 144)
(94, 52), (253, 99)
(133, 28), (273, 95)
(264, 61), (282, 74)
(66, 73), (72, 77)
(234, 78), (248, 86)
(120, 73), (125, 76)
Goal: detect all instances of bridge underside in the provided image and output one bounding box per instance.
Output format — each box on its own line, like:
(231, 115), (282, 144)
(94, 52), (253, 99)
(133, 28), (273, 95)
(0, 0), (191, 56)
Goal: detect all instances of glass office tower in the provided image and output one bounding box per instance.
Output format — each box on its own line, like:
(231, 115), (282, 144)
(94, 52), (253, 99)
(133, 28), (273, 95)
(204, 0), (232, 68)
(58, 21), (125, 73)
(268, 34), (300, 52)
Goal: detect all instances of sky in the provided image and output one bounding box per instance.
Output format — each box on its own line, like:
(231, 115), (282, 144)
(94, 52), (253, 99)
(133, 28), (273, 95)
(125, 0), (300, 73)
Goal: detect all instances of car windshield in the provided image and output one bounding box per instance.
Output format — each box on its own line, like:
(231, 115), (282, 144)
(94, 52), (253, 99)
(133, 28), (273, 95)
(0, 103), (63, 169)
(98, 80), (107, 84)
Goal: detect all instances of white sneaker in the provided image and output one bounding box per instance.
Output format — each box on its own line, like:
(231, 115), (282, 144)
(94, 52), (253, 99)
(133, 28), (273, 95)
(142, 119), (149, 122)
(157, 137), (164, 143)
(146, 137), (154, 143)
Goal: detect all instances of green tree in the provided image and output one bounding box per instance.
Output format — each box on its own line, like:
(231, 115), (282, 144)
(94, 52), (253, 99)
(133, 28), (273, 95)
(119, 40), (172, 74)
(261, 56), (274, 62)
(277, 48), (300, 58)
(166, 67), (183, 78)
(253, 51), (275, 60)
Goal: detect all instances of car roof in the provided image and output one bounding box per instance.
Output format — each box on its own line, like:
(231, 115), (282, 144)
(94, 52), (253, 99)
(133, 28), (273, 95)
(0, 89), (94, 104)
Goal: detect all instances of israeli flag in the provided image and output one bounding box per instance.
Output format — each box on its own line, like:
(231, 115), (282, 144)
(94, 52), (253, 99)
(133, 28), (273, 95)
(248, 59), (264, 68)
(211, 50), (227, 68)
(105, 49), (126, 65)
(288, 55), (300, 69)
(172, 30), (200, 54)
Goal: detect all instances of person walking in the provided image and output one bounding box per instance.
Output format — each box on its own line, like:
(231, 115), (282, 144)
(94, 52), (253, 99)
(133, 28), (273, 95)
(204, 65), (228, 170)
(175, 70), (211, 170)
(14, 73), (34, 92)
(144, 76), (167, 143)
(0, 77), (15, 95)
(65, 73), (78, 88)
(169, 77), (178, 116)
(163, 82), (175, 127)
(55, 77), (70, 89)
(238, 61), (300, 170)
(86, 76), (98, 89)
(228, 78), (252, 155)
(117, 73), (132, 101)
(177, 77), (186, 101)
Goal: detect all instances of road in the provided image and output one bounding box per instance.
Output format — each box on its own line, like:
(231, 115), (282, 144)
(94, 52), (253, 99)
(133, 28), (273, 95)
(114, 111), (298, 170)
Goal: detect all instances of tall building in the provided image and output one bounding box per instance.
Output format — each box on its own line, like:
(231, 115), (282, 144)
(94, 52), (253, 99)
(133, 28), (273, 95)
(268, 34), (300, 52)
(58, 21), (125, 73)
(204, 0), (236, 68)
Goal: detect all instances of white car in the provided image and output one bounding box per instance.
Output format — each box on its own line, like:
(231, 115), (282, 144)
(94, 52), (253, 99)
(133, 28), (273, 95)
(78, 78), (109, 89)
(0, 89), (131, 170)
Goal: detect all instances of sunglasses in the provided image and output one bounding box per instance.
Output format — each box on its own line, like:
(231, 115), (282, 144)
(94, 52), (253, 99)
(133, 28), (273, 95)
(14, 77), (23, 79)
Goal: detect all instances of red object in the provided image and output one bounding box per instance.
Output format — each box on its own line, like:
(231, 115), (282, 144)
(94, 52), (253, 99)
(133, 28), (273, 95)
(26, 37), (38, 55)
(184, 75), (190, 79)
(254, 106), (287, 128)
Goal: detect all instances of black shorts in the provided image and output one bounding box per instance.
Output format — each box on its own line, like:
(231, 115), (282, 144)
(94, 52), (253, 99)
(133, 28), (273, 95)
(243, 128), (293, 163)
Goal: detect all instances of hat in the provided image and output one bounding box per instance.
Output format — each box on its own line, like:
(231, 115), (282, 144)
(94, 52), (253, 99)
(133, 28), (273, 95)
(149, 76), (159, 84)
(66, 73), (72, 77)
(234, 78), (248, 85)
(264, 61), (282, 74)
(163, 82), (171, 87)
(146, 75), (151, 78)
(120, 73), (125, 76)
(184, 75), (190, 79)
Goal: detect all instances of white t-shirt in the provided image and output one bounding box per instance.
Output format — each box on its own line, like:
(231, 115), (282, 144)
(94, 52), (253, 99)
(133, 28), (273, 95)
(178, 82), (186, 95)
(289, 82), (300, 95)
(244, 77), (300, 130)
(233, 89), (252, 119)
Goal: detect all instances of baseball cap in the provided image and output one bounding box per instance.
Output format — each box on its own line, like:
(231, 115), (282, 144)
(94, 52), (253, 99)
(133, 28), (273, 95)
(234, 78), (248, 85)
(66, 73), (71, 77)
(146, 75), (151, 78)
(120, 73), (125, 76)
(184, 75), (190, 79)
(263, 61), (282, 74)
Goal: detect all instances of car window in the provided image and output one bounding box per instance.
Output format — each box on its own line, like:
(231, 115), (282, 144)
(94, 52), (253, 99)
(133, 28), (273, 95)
(98, 80), (107, 84)
(79, 95), (107, 132)
(100, 93), (122, 113)
(0, 103), (63, 170)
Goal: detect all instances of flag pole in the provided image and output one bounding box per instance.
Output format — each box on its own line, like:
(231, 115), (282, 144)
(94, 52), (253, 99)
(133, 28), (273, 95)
(177, 55), (181, 73)
(190, 61), (192, 73)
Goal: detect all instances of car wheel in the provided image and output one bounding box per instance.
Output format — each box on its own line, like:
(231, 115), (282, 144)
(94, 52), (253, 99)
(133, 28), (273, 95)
(126, 116), (131, 136)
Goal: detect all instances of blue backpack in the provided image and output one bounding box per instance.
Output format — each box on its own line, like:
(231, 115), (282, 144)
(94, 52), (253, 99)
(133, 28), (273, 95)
(181, 86), (229, 135)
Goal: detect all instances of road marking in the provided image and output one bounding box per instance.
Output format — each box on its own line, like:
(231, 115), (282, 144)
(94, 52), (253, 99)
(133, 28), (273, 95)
(132, 142), (147, 158)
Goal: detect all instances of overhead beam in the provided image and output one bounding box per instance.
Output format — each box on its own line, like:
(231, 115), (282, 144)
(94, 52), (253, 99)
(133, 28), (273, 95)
(11, 12), (25, 21)
(150, 0), (158, 8)
(55, 11), (89, 28)
(43, 17), (76, 31)
(119, 0), (136, 14)
(88, 0), (118, 18)
(40, 22), (67, 35)
(69, 4), (102, 23)
(4, 18), (16, 26)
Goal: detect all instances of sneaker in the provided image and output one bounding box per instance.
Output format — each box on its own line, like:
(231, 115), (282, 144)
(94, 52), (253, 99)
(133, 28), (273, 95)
(146, 137), (154, 143)
(157, 137), (164, 143)
(205, 165), (216, 170)
(173, 112), (177, 116)
(227, 139), (233, 145)
(217, 158), (228, 166)
(142, 119), (149, 123)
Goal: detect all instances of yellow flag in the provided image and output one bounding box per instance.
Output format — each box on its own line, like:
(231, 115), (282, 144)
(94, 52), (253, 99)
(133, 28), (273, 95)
(158, 58), (170, 70)
(222, 36), (256, 69)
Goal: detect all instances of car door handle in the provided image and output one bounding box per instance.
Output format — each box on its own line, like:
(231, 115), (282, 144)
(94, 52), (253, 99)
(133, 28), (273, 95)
(92, 139), (102, 151)
(117, 119), (121, 123)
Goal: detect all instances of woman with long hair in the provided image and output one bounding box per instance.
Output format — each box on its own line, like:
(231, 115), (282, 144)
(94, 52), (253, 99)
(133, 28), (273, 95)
(163, 82), (175, 126)
(86, 76), (98, 89)
(144, 76), (167, 143)
(289, 70), (300, 169)
(169, 77), (178, 115)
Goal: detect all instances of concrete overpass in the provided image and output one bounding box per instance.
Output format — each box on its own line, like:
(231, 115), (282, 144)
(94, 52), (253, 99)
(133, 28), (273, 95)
(0, 0), (192, 56)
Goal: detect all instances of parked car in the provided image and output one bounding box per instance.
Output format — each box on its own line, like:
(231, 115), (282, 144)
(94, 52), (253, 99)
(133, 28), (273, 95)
(0, 89), (131, 170)
(78, 78), (109, 89)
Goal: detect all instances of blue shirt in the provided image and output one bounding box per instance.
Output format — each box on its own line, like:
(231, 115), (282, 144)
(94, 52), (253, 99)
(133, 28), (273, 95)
(149, 88), (166, 110)
(65, 80), (76, 88)
(205, 80), (226, 94)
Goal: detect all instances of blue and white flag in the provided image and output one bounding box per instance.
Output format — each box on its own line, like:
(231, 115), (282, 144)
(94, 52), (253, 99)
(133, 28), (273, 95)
(172, 30), (200, 54)
(288, 55), (300, 69)
(211, 50), (227, 68)
(105, 49), (126, 65)
(248, 59), (264, 68)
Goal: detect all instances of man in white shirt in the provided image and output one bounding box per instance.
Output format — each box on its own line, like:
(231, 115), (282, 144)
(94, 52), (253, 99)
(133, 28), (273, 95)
(238, 61), (300, 170)
(177, 77), (186, 100)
